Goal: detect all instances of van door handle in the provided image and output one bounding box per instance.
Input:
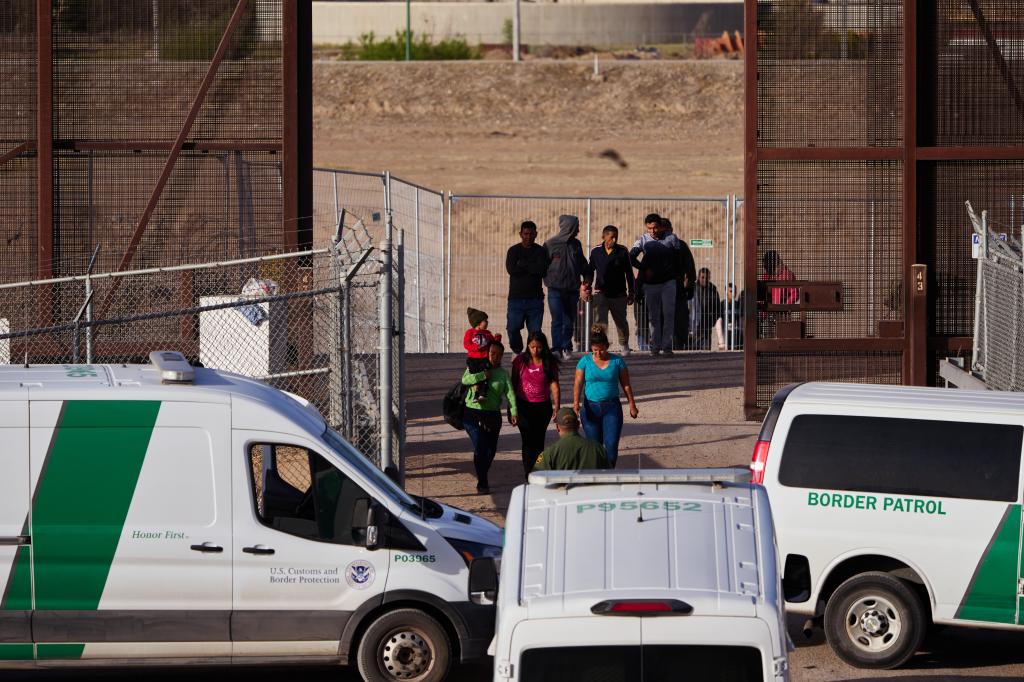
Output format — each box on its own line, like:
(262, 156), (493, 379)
(190, 542), (224, 553)
(0, 536), (30, 546)
(242, 545), (276, 555)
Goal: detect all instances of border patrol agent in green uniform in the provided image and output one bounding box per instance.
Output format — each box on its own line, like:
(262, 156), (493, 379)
(533, 408), (610, 471)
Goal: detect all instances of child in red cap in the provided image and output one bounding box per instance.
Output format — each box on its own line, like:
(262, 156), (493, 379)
(464, 307), (502, 399)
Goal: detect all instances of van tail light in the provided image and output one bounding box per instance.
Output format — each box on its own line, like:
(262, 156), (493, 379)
(591, 600), (693, 616)
(750, 440), (771, 485)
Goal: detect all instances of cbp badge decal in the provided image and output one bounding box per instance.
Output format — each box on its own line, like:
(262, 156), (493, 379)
(346, 560), (375, 589)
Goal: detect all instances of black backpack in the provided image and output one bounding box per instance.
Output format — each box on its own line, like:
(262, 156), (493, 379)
(442, 381), (470, 430)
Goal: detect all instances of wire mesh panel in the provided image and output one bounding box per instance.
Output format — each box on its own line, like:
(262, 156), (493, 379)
(933, 0), (1024, 145)
(757, 0), (903, 147)
(52, 150), (283, 277)
(390, 177), (445, 353)
(931, 161), (1024, 337)
(52, 0), (282, 143)
(756, 160), (903, 339)
(756, 351), (903, 408)
(0, 1), (37, 284)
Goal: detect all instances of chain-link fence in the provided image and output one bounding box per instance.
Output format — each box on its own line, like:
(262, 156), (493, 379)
(313, 168), (446, 353)
(967, 201), (1024, 391)
(446, 193), (744, 353)
(0, 235), (404, 471)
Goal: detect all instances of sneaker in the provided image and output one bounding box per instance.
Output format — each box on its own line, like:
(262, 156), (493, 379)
(476, 482), (490, 495)
(650, 348), (660, 356)
(561, 349), (573, 362)
(621, 346), (632, 356)
(662, 349), (674, 357)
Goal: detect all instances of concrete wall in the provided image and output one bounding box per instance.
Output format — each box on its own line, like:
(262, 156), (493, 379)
(312, 2), (744, 46)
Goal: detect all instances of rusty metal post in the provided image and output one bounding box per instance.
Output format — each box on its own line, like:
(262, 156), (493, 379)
(37, 0), (54, 333)
(742, 0), (758, 418)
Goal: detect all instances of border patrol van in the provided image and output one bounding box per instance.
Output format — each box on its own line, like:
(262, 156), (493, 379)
(752, 382), (1024, 669)
(0, 352), (502, 681)
(476, 469), (790, 682)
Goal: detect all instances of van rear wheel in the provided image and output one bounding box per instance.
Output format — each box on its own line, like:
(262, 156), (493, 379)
(824, 572), (925, 669)
(356, 608), (452, 682)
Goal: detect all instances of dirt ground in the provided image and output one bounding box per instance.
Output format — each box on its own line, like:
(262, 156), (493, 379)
(313, 60), (743, 197)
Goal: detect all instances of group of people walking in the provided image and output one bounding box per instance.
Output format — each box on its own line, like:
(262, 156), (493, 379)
(458, 308), (637, 493)
(452, 210), (740, 493)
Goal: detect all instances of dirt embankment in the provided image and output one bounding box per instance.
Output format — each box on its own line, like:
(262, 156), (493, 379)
(313, 60), (744, 196)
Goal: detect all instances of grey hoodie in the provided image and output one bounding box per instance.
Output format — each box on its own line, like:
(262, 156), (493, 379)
(543, 215), (587, 292)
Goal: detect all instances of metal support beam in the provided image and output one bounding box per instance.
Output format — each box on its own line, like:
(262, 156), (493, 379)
(742, 0), (759, 418)
(37, 0), (53, 282)
(0, 142), (35, 168)
(966, 0), (1024, 119)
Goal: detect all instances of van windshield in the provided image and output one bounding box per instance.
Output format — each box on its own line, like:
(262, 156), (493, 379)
(321, 427), (418, 510)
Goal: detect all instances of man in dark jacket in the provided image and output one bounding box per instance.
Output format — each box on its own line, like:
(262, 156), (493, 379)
(585, 225), (635, 353)
(661, 217), (696, 350)
(505, 220), (550, 354)
(630, 213), (683, 356)
(543, 215), (588, 360)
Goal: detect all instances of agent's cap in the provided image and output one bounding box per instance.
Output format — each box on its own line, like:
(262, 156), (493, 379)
(555, 407), (580, 428)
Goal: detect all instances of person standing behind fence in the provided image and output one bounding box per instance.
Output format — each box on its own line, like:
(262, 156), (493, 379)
(586, 225), (635, 354)
(630, 213), (683, 356)
(543, 215), (588, 361)
(573, 325), (639, 468)
(725, 283), (744, 350)
(462, 341), (517, 494)
(690, 268), (722, 350)
(505, 221), (550, 355)
(661, 217), (696, 350)
(511, 331), (560, 476)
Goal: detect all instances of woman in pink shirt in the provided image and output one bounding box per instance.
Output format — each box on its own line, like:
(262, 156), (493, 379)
(511, 331), (561, 476)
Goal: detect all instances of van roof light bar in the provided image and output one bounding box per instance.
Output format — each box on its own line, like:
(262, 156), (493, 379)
(528, 467), (752, 488)
(149, 351), (195, 384)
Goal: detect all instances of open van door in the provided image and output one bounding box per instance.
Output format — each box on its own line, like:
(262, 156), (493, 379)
(0, 395), (31, 661)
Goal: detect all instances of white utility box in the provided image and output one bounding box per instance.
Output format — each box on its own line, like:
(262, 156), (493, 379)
(198, 296), (289, 377)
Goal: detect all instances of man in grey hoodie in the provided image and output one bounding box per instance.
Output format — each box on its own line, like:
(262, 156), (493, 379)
(543, 215), (588, 359)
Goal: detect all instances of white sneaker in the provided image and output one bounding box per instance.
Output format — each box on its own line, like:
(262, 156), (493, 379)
(621, 346), (632, 356)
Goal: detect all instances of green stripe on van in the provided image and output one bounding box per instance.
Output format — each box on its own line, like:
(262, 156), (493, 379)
(0, 644), (34, 660)
(32, 400), (160, 612)
(957, 504), (1021, 624)
(37, 644), (85, 659)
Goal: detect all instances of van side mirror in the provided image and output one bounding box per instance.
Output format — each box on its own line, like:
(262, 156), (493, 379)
(468, 557), (498, 605)
(365, 502), (389, 551)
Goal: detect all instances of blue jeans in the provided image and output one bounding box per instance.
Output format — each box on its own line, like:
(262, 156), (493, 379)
(581, 398), (624, 467)
(506, 297), (545, 354)
(547, 288), (579, 353)
(645, 280), (677, 351)
(463, 408), (501, 488)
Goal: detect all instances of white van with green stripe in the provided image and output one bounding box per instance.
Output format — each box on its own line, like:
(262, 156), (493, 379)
(752, 382), (1024, 670)
(0, 352), (502, 681)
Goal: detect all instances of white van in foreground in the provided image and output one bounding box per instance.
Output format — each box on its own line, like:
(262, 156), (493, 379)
(479, 469), (790, 682)
(753, 382), (1024, 669)
(0, 352), (501, 682)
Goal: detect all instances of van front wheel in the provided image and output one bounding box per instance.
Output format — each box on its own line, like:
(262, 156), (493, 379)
(356, 608), (452, 682)
(824, 572), (925, 669)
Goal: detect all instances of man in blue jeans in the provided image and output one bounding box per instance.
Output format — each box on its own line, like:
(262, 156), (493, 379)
(505, 221), (550, 354)
(543, 215), (588, 360)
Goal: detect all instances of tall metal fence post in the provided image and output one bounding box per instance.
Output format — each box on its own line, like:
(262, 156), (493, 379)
(329, 242), (344, 430)
(731, 195), (739, 350)
(723, 196), (730, 350)
(379, 172), (395, 473)
(446, 192), (453, 352)
(414, 186), (422, 353)
(396, 227), (407, 484)
(584, 197), (592, 351)
(439, 194), (446, 353)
